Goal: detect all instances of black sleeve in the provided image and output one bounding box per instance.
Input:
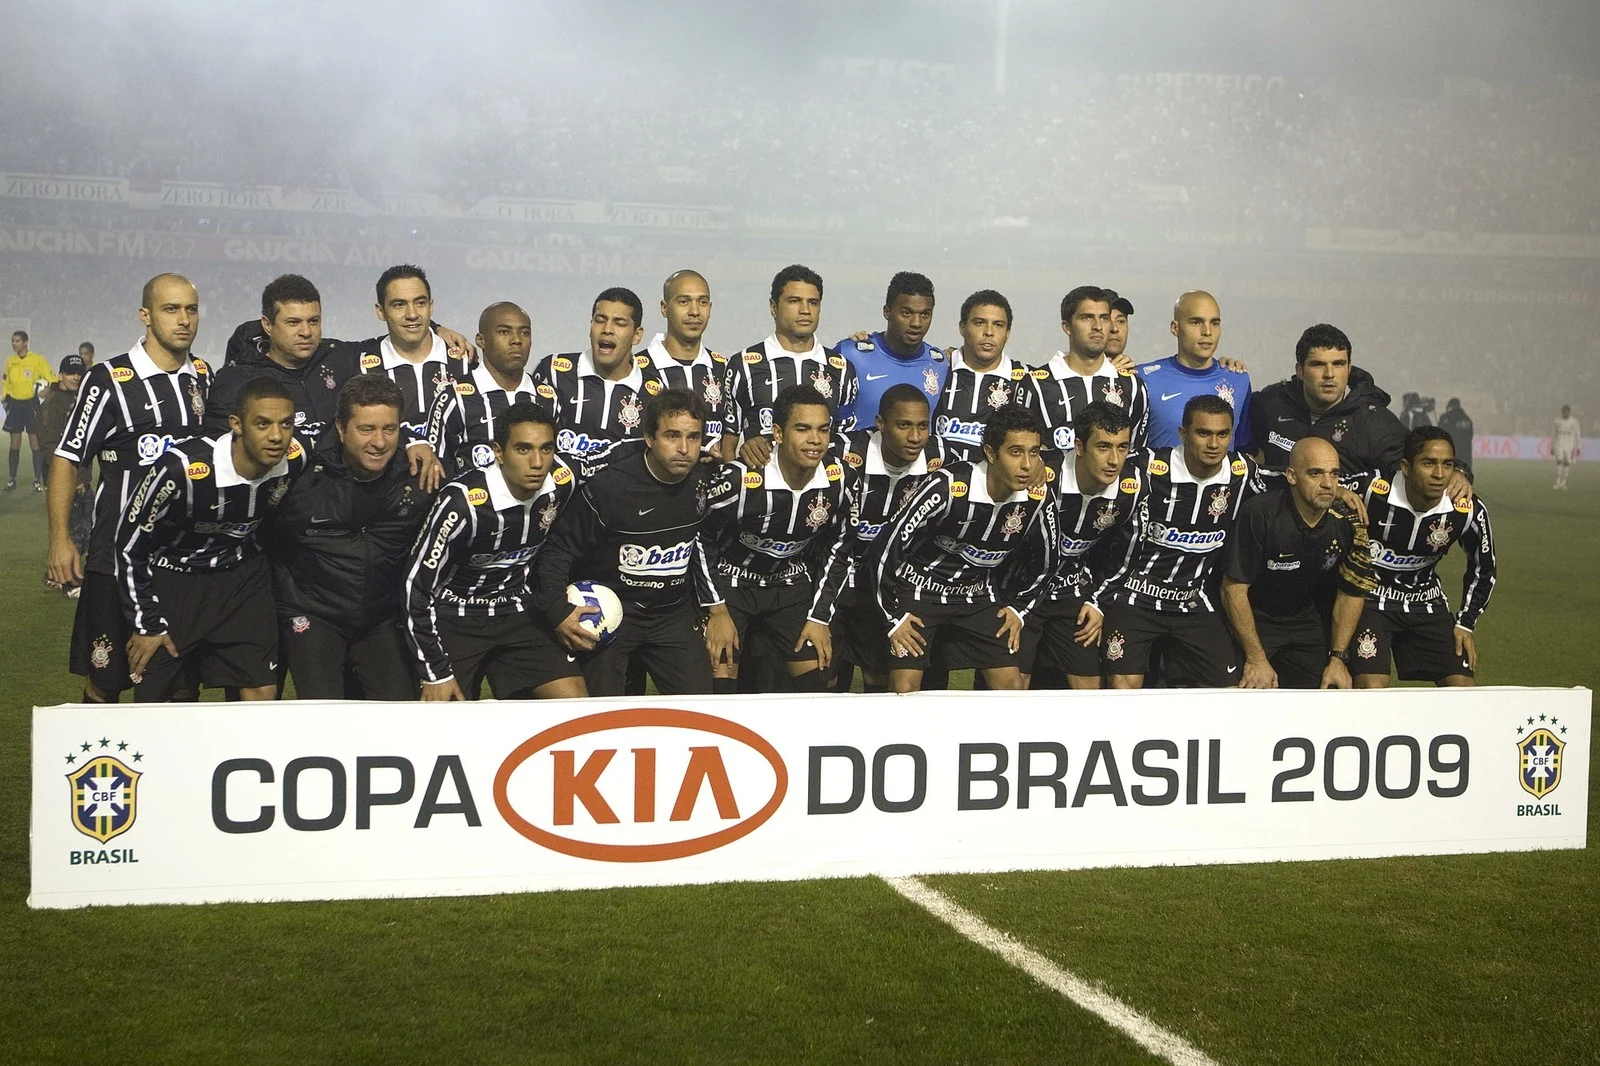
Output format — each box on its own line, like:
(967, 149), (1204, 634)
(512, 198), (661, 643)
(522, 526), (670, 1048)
(202, 364), (244, 435)
(535, 486), (604, 626)
(1223, 504), (1267, 585)
(401, 487), (475, 684)
(225, 319), (267, 368)
(1369, 407), (1408, 477)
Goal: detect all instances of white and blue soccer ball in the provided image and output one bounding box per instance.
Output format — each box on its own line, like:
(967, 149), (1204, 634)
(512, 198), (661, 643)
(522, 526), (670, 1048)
(566, 581), (624, 647)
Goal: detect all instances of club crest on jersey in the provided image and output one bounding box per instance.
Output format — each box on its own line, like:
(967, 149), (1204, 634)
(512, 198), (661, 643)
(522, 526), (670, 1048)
(321, 365), (338, 389)
(431, 368), (451, 391)
(187, 380), (204, 418)
(986, 380), (1011, 409)
(1214, 382), (1236, 407)
(90, 634), (114, 671)
(809, 366), (833, 395)
(291, 615), (311, 634)
(899, 481), (921, 511)
(805, 495), (831, 530)
(1148, 458), (1169, 476)
(1105, 631), (1126, 661)
(702, 377), (723, 406)
(539, 497), (559, 532)
(1355, 630), (1379, 659)
(1331, 419), (1349, 443)
(618, 393), (643, 431)
(268, 478), (290, 507)
(67, 754), (141, 844)
(1207, 486), (1231, 519)
(1101, 382), (1125, 407)
(1001, 504), (1027, 536)
(1517, 727), (1564, 800)
(1426, 516), (1453, 550)
(466, 487), (489, 506)
(695, 480), (710, 515)
(1322, 543), (1342, 570)
(1094, 503), (1120, 531)
(923, 366), (941, 396)
(186, 461), (210, 480)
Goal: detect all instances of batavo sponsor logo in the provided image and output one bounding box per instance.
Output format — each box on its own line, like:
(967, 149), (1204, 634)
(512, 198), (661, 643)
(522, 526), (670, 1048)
(495, 708), (786, 862)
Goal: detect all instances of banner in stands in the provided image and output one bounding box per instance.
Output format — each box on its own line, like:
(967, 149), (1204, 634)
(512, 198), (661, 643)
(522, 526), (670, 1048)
(1474, 436), (1597, 461)
(31, 687), (1588, 909)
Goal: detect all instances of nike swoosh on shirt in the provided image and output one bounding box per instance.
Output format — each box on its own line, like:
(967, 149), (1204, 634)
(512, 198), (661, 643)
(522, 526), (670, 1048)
(1226, 665), (1238, 674)
(1277, 415), (1296, 423)
(865, 373), (889, 381)
(310, 516), (336, 524)
(638, 507), (656, 515)
(1161, 392), (1183, 402)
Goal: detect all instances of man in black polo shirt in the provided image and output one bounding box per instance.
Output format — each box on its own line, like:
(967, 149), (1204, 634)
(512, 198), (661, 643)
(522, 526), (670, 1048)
(1221, 437), (1376, 689)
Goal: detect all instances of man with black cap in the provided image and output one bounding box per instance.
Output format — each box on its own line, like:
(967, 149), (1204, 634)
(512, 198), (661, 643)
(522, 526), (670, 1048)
(36, 354), (91, 593)
(1105, 291), (1135, 363)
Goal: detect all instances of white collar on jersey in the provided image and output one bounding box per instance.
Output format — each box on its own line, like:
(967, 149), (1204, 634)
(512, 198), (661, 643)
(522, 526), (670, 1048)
(1387, 474), (1455, 517)
(128, 338), (199, 380)
(1057, 451), (1120, 500)
(865, 432), (927, 477)
(762, 450), (832, 493)
(646, 333), (710, 369)
(473, 361), (536, 398)
(210, 432), (288, 489)
(577, 348), (644, 388)
(484, 461), (545, 511)
(380, 332), (446, 369)
(1045, 350), (1111, 380)
(761, 334), (825, 363)
(967, 460), (1031, 506)
(1166, 444), (1232, 487)
(949, 346), (1015, 379)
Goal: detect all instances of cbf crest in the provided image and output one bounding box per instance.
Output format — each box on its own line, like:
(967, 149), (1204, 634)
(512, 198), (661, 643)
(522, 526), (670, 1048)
(1517, 725), (1564, 799)
(67, 753), (141, 844)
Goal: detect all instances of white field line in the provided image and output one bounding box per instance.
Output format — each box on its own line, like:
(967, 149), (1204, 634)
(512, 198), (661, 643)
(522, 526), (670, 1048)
(884, 876), (1223, 1066)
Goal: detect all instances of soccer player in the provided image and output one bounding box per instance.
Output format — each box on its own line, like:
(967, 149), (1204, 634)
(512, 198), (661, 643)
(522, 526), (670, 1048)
(835, 271), (948, 430)
(1021, 402), (1140, 690)
(48, 273), (212, 702)
(1027, 285), (1148, 455)
(1138, 291), (1254, 452)
(536, 388), (717, 697)
(531, 287), (666, 464)
(870, 405), (1057, 693)
(36, 354), (90, 594)
(1104, 291), (1134, 362)
(1250, 324), (1407, 475)
(266, 376), (434, 700)
(117, 378), (308, 702)
(4, 329), (55, 490)
(934, 290), (1030, 463)
(1221, 437), (1376, 690)
(722, 264), (859, 464)
(1347, 428), (1496, 688)
(701, 386), (854, 693)
(404, 402), (584, 701)
(833, 384), (946, 691)
(429, 301), (542, 473)
(360, 265), (470, 437)
(640, 269), (728, 457)
(1553, 404), (1581, 489)
(1099, 395), (1267, 689)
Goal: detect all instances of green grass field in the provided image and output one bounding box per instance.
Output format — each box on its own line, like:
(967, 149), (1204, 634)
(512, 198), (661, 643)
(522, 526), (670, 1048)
(2, 459), (1595, 1065)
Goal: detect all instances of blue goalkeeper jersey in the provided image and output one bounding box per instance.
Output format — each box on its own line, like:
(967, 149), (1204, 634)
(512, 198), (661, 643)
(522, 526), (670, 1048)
(1137, 355), (1255, 452)
(835, 332), (948, 428)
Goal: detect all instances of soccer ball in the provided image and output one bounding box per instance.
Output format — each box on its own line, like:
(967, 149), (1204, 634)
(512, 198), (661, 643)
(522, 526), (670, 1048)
(566, 581), (624, 647)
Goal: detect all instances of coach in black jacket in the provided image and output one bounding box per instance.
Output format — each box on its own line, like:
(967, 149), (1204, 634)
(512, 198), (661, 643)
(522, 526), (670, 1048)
(1250, 323), (1408, 477)
(265, 375), (434, 699)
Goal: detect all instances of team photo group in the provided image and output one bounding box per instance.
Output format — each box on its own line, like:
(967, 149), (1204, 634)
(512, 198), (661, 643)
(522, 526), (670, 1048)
(32, 261), (1496, 703)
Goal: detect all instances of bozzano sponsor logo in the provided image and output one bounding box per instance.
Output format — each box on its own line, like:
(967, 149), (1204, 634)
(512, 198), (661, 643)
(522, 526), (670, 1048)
(495, 708), (787, 862)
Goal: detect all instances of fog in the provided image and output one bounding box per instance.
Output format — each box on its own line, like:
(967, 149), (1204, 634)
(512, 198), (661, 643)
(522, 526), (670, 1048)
(4, 0), (1598, 432)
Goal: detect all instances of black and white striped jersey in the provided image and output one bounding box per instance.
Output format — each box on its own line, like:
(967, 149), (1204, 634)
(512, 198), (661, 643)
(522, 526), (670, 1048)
(1100, 447), (1267, 614)
(1350, 472), (1496, 629)
(426, 362), (542, 473)
(837, 430), (946, 558)
(640, 334), (728, 453)
(530, 350), (666, 462)
(1039, 453), (1143, 606)
(116, 432), (310, 635)
(403, 458), (579, 683)
(1024, 352), (1149, 453)
(53, 339), (212, 575)
(353, 333), (459, 440)
(701, 455), (855, 623)
(721, 335), (858, 444)
(933, 347), (1030, 463)
(869, 460), (1057, 628)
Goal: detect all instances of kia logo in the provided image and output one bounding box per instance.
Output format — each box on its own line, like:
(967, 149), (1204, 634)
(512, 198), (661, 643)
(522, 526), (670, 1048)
(495, 708), (787, 862)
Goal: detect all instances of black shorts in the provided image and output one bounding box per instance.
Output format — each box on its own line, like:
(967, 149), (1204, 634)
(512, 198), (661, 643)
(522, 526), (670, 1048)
(69, 570), (133, 693)
(584, 601), (712, 697)
(1100, 602), (1240, 687)
(1019, 597), (1103, 678)
(3, 398), (36, 433)
(1254, 610), (1329, 689)
(135, 554), (280, 701)
(1350, 609), (1473, 682)
(282, 613), (418, 700)
(890, 600), (1018, 673)
(832, 584), (890, 677)
(437, 611), (581, 699)
(721, 583), (820, 666)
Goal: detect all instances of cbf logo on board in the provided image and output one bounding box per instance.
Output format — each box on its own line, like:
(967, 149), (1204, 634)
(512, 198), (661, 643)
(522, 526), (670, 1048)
(1514, 716), (1566, 816)
(65, 739), (143, 843)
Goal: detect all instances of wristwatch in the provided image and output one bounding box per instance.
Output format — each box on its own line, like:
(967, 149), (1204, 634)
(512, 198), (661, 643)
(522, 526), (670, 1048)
(1328, 648), (1350, 663)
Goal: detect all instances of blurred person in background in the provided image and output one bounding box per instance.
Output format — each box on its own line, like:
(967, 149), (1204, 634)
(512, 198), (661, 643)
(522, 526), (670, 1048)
(1438, 398), (1474, 475)
(4, 329), (55, 491)
(1553, 404), (1580, 489)
(35, 354), (90, 594)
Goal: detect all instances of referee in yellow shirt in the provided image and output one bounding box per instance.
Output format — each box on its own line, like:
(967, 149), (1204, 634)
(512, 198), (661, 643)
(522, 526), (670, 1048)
(5, 330), (56, 490)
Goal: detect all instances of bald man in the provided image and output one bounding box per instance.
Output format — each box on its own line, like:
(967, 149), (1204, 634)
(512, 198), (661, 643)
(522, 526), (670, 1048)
(430, 301), (542, 472)
(639, 269), (726, 456)
(1138, 291), (1254, 453)
(1221, 437), (1375, 689)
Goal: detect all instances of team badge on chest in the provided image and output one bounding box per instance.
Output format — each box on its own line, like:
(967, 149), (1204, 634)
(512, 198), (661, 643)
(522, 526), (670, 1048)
(702, 375), (722, 407)
(1093, 503), (1120, 531)
(186, 379), (204, 419)
(1000, 504), (1026, 537)
(1101, 382), (1125, 407)
(322, 365), (337, 389)
(618, 392), (642, 431)
(809, 365), (833, 396)
(539, 497), (559, 532)
(805, 494), (831, 530)
(1214, 381), (1236, 407)
(986, 380), (1011, 409)
(1426, 515), (1453, 550)
(1207, 486), (1231, 520)
(923, 366), (941, 397)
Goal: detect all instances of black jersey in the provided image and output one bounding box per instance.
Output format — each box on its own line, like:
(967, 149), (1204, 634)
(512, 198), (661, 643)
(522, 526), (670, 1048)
(535, 448), (717, 623)
(352, 333), (460, 440)
(1024, 352), (1149, 454)
(640, 334), (728, 453)
(837, 430), (947, 549)
(721, 335), (858, 444)
(531, 350), (666, 462)
(403, 459), (578, 683)
(1101, 447), (1267, 614)
(1351, 472), (1496, 630)
(1039, 453), (1143, 606)
(869, 460), (1057, 628)
(933, 348), (1030, 463)
(116, 432), (310, 636)
(427, 363), (542, 473)
(701, 456), (855, 624)
(53, 339), (212, 575)
(1224, 489), (1376, 618)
